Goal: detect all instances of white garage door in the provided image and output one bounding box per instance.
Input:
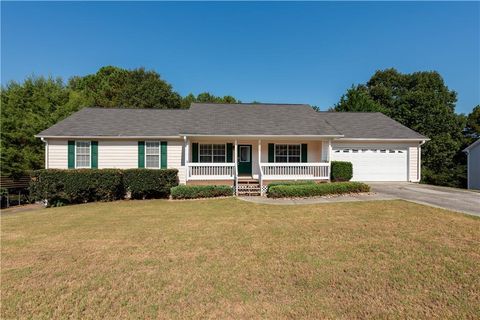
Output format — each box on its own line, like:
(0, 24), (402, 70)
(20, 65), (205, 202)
(331, 146), (408, 181)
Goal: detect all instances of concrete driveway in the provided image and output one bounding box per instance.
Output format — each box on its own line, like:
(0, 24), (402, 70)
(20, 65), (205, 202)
(368, 182), (480, 217)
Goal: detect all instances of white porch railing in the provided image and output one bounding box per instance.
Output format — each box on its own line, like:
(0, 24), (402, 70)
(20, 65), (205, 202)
(187, 163), (236, 180)
(260, 162), (330, 180)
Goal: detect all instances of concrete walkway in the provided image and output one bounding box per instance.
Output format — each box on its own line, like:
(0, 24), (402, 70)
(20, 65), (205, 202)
(240, 182), (480, 217)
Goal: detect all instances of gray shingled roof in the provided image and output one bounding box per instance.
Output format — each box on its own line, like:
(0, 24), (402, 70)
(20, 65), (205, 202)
(181, 103), (341, 136)
(37, 104), (427, 140)
(37, 108), (188, 137)
(320, 112), (427, 139)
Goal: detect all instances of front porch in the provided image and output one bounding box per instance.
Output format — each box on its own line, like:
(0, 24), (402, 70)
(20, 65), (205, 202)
(184, 138), (332, 195)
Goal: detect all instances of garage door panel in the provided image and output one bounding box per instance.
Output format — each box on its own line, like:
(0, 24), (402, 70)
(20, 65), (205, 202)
(331, 146), (408, 181)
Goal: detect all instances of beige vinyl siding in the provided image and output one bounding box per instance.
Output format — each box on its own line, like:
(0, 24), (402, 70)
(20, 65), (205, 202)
(46, 139), (186, 183)
(47, 139), (68, 169)
(166, 140), (186, 184)
(98, 140), (138, 169)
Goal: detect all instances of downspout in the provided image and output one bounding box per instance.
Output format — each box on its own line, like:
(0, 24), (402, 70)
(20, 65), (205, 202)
(418, 140), (426, 182)
(183, 136), (189, 184)
(41, 137), (48, 169)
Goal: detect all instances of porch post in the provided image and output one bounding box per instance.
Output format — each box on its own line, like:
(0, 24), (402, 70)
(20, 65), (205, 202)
(234, 139), (238, 195)
(258, 139), (263, 195)
(184, 136), (189, 182)
(328, 139), (332, 162)
(328, 139), (332, 180)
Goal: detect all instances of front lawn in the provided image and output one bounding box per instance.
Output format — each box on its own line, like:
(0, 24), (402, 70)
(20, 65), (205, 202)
(2, 199), (479, 319)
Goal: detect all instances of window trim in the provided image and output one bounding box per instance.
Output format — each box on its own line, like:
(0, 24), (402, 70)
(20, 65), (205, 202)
(75, 140), (91, 169)
(145, 141), (161, 169)
(274, 143), (302, 163)
(198, 143), (227, 163)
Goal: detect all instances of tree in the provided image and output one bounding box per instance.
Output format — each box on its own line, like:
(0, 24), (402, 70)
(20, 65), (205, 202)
(1, 67), (241, 177)
(331, 85), (387, 113)
(332, 68), (466, 187)
(1, 77), (86, 177)
(465, 105), (480, 139)
(69, 66), (183, 109)
(183, 92), (239, 107)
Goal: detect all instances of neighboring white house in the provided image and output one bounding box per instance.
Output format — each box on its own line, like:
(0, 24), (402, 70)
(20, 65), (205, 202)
(36, 103), (429, 195)
(463, 139), (480, 190)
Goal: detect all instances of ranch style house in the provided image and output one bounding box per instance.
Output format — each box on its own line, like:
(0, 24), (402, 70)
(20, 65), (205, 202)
(36, 103), (428, 195)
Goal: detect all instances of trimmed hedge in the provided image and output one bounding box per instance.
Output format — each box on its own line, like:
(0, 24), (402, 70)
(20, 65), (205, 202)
(171, 185), (233, 199)
(30, 169), (178, 206)
(31, 169), (124, 206)
(123, 169), (178, 199)
(266, 180), (315, 192)
(267, 181), (370, 198)
(331, 161), (353, 182)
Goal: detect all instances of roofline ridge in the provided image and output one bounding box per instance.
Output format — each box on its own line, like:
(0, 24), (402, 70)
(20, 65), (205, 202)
(191, 102), (311, 106)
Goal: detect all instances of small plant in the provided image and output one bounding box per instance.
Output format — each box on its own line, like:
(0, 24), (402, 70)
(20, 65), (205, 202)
(331, 161), (353, 182)
(171, 185), (233, 199)
(267, 181), (370, 198)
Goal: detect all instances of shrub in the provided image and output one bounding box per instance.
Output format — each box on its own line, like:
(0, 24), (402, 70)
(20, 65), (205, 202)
(30, 169), (124, 206)
(123, 169), (178, 199)
(267, 181), (370, 198)
(266, 180), (315, 192)
(331, 161), (353, 182)
(30, 168), (179, 206)
(171, 185), (233, 199)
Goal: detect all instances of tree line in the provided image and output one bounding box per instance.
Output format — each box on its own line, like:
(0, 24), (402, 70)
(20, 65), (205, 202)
(1, 66), (239, 177)
(1, 66), (478, 188)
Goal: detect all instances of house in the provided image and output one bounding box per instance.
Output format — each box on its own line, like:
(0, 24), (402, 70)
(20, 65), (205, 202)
(463, 139), (480, 190)
(36, 103), (428, 195)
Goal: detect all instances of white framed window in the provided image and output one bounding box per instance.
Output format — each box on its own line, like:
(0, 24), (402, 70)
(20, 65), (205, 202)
(145, 141), (160, 168)
(275, 144), (301, 163)
(75, 141), (91, 168)
(199, 144), (226, 163)
(239, 146), (250, 162)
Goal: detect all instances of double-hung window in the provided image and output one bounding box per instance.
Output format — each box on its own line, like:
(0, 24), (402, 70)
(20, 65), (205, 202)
(76, 141), (91, 168)
(275, 144), (301, 163)
(199, 144), (226, 163)
(145, 142), (160, 168)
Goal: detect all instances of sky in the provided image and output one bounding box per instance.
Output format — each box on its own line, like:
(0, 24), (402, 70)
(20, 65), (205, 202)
(1, 2), (479, 114)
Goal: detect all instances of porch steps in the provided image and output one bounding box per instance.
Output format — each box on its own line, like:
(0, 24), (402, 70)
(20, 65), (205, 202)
(237, 178), (261, 196)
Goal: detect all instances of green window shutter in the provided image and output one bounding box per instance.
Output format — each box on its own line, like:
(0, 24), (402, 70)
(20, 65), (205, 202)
(138, 141), (145, 168)
(268, 143), (275, 163)
(192, 143), (199, 163)
(226, 143), (233, 162)
(68, 140), (75, 169)
(91, 141), (98, 168)
(301, 144), (308, 163)
(161, 141), (167, 169)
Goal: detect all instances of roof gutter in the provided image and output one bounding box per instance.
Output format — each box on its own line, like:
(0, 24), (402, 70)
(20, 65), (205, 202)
(35, 135), (182, 139)
(335, 138), (430, 142)
(179, 134), (344, 138)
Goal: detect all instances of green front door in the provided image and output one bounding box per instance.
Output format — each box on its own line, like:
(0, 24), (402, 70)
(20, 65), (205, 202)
(237, 145), (252, 175)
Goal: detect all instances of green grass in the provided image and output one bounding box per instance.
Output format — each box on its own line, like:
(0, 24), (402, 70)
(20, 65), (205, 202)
(2, 199), (479, 319)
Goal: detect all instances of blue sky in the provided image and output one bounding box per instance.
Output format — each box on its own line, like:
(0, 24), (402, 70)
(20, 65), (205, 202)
(1, 2), (479, 114)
